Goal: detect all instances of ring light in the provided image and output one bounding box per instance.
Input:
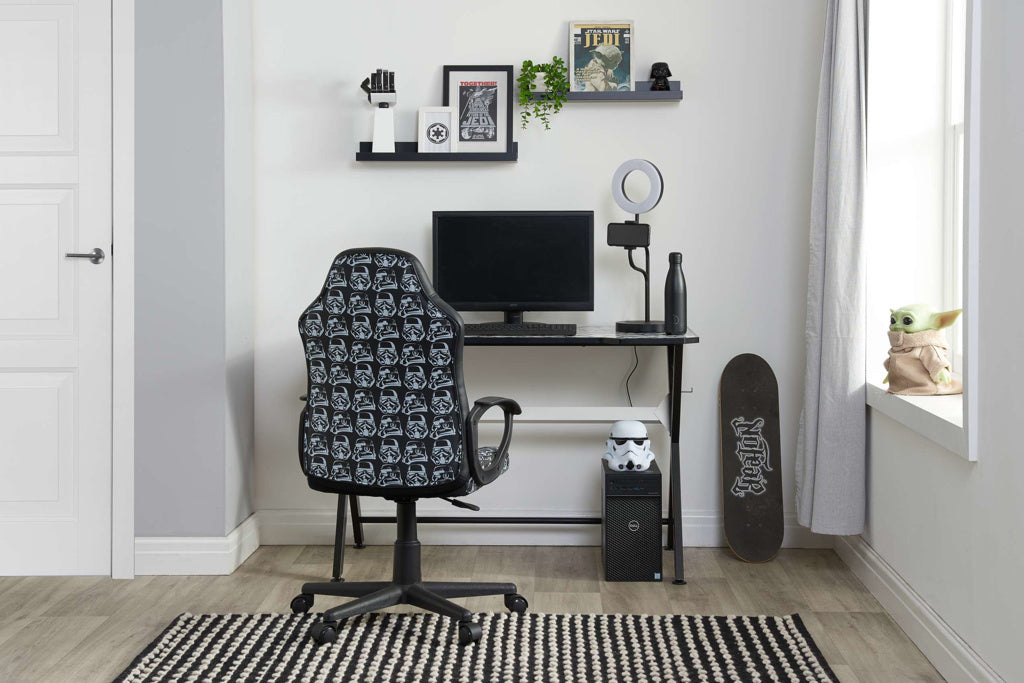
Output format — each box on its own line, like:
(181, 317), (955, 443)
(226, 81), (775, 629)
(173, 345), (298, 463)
(608, 159), (667, 334)
(611, 159), (663, 216)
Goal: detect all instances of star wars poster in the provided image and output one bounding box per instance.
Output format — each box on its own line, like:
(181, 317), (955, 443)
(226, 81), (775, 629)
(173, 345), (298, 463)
(569, 21), (634, 92)
(457, 80), (498, 142)
(442, 66), (512, 154)
(418, 107), (457, 153)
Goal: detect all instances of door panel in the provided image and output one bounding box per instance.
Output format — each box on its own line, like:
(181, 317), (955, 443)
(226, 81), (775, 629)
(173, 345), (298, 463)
(0, 189), (75, 335)
(0, 0), (111, 575)
(0, 372), (72, 508)
(0, 4), (75, 151)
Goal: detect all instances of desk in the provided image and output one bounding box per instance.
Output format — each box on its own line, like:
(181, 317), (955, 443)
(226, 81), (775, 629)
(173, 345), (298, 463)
(341, 325), (700, 584)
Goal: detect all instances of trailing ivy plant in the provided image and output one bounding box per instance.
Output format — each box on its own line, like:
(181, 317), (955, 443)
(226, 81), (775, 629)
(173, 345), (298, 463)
(517, 57), (569, 130)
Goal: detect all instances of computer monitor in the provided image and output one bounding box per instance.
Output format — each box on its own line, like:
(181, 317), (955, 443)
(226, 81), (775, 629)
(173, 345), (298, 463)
(432, 210), (594, 323)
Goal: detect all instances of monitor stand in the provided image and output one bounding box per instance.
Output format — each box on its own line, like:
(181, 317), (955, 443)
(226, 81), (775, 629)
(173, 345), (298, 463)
(462, 311), (577, 335)
(500, 312), (566, 330)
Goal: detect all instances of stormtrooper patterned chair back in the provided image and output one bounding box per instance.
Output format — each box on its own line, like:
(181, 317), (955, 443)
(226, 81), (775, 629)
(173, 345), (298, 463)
(295, 248), (524, 647)
(299, 248), (515, 499)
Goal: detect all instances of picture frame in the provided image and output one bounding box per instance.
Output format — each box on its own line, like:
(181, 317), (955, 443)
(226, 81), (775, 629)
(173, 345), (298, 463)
(568, 20), (635, 92)
(442, 65), (513, 154)
(417, 106), (458, 153)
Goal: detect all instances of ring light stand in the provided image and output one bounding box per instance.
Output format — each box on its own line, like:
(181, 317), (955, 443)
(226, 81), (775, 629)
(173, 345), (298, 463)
(608, 159), (665, 334)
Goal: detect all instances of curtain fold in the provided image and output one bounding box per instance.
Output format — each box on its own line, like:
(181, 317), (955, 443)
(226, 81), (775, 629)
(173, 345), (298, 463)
(795, 0), (868, 536)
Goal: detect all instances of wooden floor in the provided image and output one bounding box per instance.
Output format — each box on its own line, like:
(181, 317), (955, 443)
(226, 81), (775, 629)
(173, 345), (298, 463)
(0, 546), (941, 682)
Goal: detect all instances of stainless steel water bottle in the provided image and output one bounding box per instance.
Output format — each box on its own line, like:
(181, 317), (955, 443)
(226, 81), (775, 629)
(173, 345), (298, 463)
(664, 252), (687, 334)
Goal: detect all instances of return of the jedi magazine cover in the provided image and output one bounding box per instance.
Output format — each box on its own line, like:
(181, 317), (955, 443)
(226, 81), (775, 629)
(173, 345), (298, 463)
(569, 21), (634, 92)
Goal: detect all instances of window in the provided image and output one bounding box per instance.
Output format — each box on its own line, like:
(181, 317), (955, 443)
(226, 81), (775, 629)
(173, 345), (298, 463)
(866, 0), (968, 382)
(943, 0), (967, 372)
(865, 0), (975, 460)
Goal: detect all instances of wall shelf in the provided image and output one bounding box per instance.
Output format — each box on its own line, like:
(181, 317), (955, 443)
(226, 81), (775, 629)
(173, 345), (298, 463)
(530, 80), (683, 102)
(355, 141), (518, 162)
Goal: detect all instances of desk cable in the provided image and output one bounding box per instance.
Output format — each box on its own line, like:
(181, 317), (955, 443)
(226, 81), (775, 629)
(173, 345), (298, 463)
(624, 346), (640, 407)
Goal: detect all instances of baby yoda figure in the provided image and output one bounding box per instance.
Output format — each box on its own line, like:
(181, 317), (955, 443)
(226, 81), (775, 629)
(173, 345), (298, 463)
(883, 304), (962, 395)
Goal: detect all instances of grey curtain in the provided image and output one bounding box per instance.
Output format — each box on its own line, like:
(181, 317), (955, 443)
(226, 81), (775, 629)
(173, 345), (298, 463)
(795, 0), (868, 535)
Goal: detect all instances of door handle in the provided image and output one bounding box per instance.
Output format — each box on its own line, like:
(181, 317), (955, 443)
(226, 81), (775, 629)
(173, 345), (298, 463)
(65, 247), (105, 264)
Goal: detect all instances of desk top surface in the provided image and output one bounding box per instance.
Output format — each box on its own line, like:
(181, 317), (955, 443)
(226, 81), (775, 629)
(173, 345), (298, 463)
(463, 324), (700, 346)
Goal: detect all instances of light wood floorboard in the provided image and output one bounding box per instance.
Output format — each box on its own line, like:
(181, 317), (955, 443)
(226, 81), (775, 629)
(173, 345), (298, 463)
(0, 546), (943, 682)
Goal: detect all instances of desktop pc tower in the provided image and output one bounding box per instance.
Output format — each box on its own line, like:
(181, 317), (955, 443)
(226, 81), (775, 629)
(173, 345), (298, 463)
(601, 460), (662, 582)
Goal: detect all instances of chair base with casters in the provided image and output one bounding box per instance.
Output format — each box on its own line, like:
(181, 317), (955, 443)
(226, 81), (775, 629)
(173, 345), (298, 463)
(292, 498), (529, 645)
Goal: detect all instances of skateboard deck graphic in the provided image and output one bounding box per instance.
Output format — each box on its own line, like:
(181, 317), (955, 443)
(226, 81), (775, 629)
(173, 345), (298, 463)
(719, 354), (784, 563)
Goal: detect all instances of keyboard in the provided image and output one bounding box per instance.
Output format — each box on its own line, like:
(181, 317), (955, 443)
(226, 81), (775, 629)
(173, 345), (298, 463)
(464, 322), (578, 336)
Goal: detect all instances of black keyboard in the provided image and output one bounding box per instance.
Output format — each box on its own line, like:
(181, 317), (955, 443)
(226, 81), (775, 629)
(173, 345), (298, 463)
(464, 322), (578, 336)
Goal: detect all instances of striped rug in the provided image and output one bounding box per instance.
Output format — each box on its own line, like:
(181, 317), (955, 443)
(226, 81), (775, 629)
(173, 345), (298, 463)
(115, 612), (838, 682)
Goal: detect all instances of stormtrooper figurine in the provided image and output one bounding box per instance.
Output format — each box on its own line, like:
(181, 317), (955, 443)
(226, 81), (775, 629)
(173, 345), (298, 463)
(603, 420), (655, 471)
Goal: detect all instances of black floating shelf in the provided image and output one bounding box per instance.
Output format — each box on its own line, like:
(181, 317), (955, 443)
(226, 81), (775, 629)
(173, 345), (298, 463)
(356, 141), (518, 162)
(530, 80), (683, 102)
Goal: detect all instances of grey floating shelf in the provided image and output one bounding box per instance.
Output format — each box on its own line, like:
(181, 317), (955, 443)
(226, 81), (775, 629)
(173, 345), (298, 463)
(530, 80), (683, 102)
(356, 141), (518, 162)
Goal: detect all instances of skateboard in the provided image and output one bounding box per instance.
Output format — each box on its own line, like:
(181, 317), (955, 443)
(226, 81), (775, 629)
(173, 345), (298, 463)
(719, 354), (784, 563)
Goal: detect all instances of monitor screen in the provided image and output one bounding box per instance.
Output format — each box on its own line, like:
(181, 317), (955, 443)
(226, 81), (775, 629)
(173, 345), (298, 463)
(432, 211), (594, 311)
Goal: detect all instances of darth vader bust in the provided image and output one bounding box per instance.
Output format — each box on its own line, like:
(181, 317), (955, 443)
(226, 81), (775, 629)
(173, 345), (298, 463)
(649, 62), (672, 91)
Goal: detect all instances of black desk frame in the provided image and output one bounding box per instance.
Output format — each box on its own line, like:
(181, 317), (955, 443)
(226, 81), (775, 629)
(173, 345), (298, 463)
(329, 325), (699, 585)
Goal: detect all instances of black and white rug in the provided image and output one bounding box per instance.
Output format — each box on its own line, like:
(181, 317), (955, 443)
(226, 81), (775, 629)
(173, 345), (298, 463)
(116, 612), (838, 682)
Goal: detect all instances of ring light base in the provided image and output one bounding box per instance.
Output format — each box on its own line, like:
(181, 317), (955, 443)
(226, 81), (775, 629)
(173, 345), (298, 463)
(616, 320), (666, 334)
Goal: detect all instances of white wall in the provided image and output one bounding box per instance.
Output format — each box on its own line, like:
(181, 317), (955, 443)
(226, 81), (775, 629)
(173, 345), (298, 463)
(253, 0), (828, 544)
(863, 0), (1024, 679)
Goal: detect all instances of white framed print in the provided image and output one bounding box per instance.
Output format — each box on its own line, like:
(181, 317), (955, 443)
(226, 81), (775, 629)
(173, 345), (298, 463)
(568, 20), (635, 92)
(417, 107), (458, 153)
(417, 106), (458, 153)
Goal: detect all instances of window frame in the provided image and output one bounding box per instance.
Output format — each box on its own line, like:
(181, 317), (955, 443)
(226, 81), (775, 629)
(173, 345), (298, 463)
(864, 0), (979, 462)
(942, 0), (967, 373)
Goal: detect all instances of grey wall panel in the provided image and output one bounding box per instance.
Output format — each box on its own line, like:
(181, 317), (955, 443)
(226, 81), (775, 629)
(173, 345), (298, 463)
(135, 0), (228, 537)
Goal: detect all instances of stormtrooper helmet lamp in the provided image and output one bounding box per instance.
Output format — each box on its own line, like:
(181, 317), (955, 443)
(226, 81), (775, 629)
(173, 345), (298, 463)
(603, 420), (655, 471)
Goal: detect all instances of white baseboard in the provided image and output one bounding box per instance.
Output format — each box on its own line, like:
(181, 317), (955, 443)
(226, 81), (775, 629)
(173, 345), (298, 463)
(834, 536), (1002, 683)
(256, 508), (832, 549)
(135, 514), (260, 575)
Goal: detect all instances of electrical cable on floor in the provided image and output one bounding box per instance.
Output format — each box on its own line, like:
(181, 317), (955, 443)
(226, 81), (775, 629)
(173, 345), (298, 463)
(625, 346), (640, 407)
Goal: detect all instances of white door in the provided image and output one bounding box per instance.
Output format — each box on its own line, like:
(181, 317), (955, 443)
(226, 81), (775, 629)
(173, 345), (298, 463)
(0, 0), (112, 575)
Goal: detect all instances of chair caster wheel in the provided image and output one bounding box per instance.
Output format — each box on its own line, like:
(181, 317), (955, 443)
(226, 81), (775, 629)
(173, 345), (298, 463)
(290, 593), (314, 614)
(309, 621), (338, 645)
(458, 620), (482, 645)
(504, 593), (528, 614)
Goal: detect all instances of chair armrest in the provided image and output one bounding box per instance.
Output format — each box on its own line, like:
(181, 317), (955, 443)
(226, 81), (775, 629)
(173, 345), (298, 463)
(465, 396), (521, 486)
(470, 396), (522, 414)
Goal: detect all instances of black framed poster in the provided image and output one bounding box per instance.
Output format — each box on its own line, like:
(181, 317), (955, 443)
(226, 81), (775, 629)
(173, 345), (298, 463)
(442, 65), (513, 154)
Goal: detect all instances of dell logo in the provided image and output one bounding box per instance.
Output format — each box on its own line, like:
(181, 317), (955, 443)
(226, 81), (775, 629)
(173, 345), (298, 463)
(627, 520), (640, 532)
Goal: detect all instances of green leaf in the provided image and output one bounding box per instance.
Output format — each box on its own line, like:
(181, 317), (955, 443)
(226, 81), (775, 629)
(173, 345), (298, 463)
(517, 57), (569, 131)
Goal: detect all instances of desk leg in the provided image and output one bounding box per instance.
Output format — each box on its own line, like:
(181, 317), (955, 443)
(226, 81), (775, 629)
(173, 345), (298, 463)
(669, 344), (686, 584)
(665, 348), (675, 551)
(331, 494), (348, 582)
(350, 495), (366, 549)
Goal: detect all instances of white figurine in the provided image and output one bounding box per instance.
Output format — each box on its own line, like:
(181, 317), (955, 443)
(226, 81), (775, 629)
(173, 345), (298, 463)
(361, 69), (397, 154)
(603, 420), (655, 471)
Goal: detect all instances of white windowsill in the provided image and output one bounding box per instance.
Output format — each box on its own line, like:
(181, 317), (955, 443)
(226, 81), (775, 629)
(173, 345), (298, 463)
(866, 381), (969, 460)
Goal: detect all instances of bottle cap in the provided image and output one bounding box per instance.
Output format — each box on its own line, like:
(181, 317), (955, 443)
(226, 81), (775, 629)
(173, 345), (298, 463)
(669, 252), (682, 263)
